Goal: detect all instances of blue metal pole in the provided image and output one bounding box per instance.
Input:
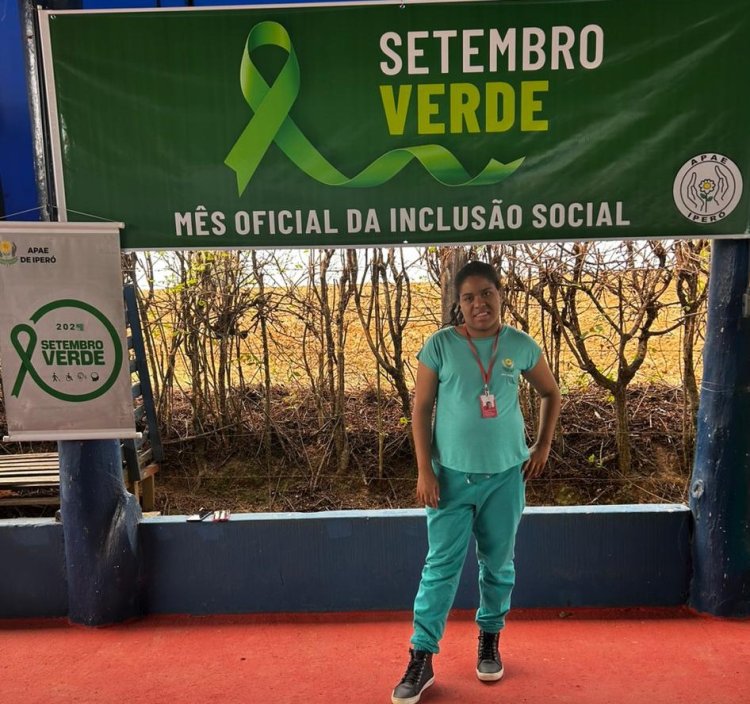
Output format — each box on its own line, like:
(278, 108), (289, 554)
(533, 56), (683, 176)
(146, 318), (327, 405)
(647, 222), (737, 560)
(689, 238), (750, 617)
(58, 439), (143, 625)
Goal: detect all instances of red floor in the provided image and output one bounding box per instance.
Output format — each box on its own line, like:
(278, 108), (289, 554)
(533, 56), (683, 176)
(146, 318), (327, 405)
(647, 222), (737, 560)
(1, 609), (748, 704)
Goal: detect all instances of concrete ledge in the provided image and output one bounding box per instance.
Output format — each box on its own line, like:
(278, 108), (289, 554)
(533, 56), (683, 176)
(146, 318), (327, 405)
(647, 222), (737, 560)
(513, 505), (691, 609)
(0, 505), (691, 618)
(0, 518), (67, 618)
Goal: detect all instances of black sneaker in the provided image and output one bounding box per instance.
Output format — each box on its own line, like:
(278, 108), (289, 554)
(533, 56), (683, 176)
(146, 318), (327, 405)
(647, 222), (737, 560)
(476, 630), (504, 681)
(391, 648), (435, 704)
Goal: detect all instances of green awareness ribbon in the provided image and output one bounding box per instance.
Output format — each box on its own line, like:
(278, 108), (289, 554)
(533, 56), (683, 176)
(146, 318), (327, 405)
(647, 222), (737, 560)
(10, 324), (38, 398)
(9, 299), (123, 403)
(224, 21), (525, 195)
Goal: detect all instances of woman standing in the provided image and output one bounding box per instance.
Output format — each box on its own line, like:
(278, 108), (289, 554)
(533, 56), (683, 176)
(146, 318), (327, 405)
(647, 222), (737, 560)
(392, 261), (561, 704)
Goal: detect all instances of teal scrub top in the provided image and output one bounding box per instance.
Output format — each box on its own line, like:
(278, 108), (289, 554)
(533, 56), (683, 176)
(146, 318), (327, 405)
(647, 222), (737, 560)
(417, 325), (542, 474)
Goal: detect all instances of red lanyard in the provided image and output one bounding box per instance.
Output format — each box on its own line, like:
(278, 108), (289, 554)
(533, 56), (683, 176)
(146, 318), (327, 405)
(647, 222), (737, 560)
(464, 326), (501, 393)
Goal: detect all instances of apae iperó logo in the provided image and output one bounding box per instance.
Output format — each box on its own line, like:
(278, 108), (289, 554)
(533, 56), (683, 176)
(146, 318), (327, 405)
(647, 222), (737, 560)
(673, 154), (743, 223)
(0, 240), (18, 265)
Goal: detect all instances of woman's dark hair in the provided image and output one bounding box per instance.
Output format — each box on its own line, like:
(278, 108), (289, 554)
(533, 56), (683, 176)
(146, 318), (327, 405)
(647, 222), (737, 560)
(453, 260), (501, 296)
(447, 260), (502, 326)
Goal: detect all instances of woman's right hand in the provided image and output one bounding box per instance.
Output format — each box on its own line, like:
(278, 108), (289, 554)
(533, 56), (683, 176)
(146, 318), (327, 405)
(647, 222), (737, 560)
(416, 470), (440, 509)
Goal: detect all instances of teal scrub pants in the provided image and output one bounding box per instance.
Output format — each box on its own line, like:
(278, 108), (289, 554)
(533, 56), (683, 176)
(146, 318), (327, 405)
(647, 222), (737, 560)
(411, 464), (526, 654)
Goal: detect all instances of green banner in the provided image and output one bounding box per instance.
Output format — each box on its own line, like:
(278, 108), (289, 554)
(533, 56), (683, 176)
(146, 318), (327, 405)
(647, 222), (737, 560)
(42, 0), (750, 249)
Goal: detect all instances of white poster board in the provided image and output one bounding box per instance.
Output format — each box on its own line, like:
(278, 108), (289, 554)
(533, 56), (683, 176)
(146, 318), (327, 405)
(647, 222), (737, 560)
(0, 222), (137, 441)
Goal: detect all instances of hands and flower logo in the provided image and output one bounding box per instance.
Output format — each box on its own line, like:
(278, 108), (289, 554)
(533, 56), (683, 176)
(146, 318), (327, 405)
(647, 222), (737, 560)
(674, 154), (743, 223)
(503, 358), (514, 370)
(0, 240), (18, 265)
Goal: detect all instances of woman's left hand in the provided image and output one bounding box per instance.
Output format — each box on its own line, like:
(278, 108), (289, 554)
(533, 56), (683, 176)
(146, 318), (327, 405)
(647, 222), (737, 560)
(523, 442), (550, 481)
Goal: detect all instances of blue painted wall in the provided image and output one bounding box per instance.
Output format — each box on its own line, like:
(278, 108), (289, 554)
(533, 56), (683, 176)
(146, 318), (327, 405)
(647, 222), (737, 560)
(0, 0), (37, 219)
(0, 518), (67, 618)
(0, 506), (691, 619)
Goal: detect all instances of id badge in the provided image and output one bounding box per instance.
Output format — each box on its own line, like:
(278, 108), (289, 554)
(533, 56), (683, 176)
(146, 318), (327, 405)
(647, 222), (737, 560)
(480, 394), (497, 418)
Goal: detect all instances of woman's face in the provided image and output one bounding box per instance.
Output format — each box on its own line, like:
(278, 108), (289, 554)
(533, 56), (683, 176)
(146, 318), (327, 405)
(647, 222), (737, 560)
(457, 275), (502, 337)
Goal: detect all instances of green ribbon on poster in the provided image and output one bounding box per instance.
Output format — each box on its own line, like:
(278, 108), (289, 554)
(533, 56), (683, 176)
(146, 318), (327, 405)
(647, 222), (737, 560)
(10, 324), (39, 398)
(9, 299), (123, 403)
(225, 21), (524, 195)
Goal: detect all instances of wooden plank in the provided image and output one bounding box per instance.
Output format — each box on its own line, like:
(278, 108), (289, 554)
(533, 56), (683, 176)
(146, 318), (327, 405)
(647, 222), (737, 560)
(0, 496), (60, 507)
(139, 463), (159, 480)
(0, 469), (60, 482)
(0, 456), (60, 464)
(0, 470), (59, 475)
(0, 462), (59, 471)
(0, 452), (58, 462)
(0, 455), (59, 463)
(0, 457), (59, 465)
(0, 452), (59, 462)
(0, 476), (59, 486)
(141, 474), (155, 511)
(0, 463), (60, 472)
